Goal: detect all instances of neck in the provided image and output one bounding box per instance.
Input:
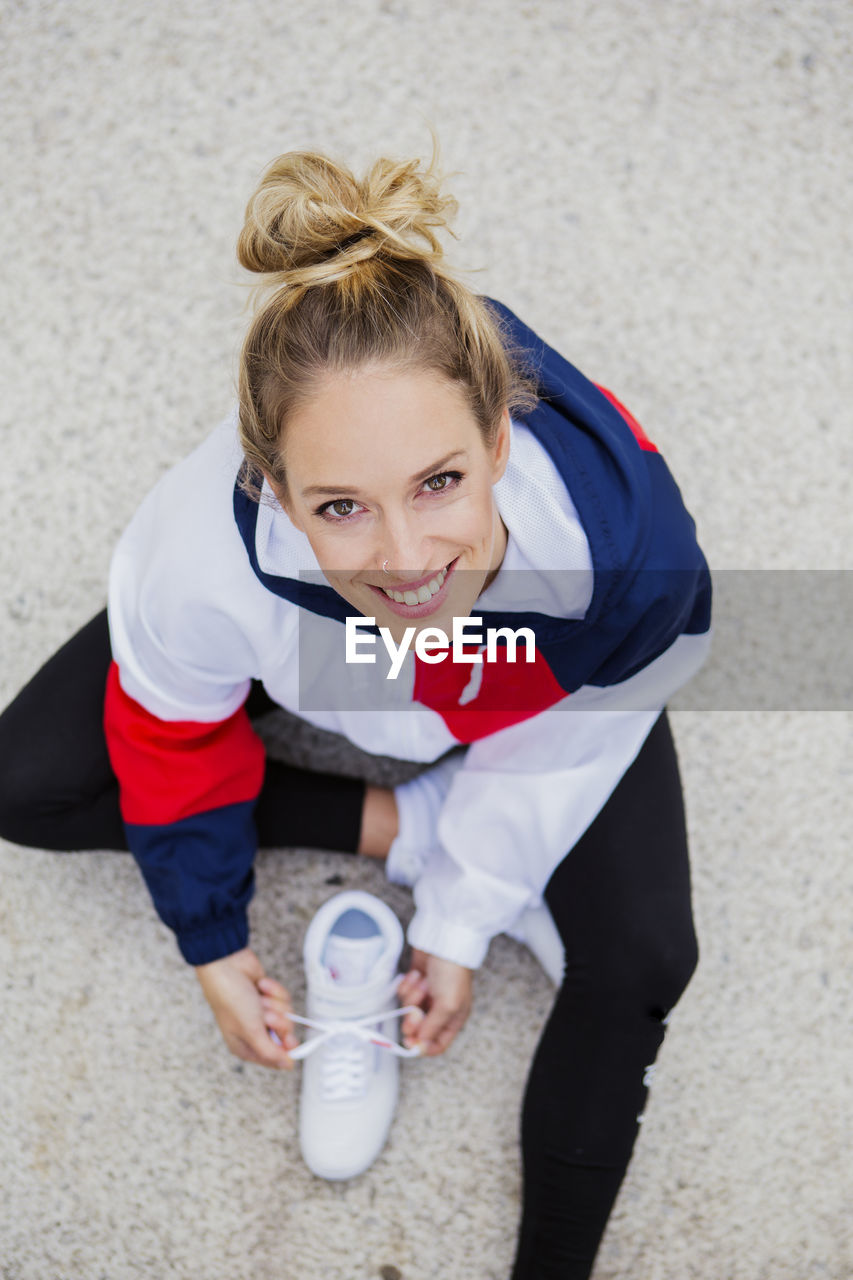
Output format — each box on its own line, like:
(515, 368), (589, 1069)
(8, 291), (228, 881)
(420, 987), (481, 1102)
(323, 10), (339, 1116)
(481, 510), (508, 595)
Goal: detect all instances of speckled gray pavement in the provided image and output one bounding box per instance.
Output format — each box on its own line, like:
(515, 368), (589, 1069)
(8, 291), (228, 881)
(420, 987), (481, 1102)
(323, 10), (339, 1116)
(1, 3), (851, 1278)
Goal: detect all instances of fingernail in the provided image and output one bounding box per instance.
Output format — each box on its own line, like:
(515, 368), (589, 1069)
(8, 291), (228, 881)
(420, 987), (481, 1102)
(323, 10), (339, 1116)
(268, 1029), (283, 1046)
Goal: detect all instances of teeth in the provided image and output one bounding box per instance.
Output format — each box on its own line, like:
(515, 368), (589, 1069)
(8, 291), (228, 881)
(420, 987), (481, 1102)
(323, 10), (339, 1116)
(382, 565), (448, 606)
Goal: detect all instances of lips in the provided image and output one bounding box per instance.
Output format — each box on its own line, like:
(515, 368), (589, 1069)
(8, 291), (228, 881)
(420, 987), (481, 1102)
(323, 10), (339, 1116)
(367, 558), (459, 619)
(380, 564), (448, 605)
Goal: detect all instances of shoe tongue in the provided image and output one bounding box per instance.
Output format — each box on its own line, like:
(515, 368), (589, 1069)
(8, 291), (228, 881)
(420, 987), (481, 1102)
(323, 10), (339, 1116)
(322, 933), (386, 987)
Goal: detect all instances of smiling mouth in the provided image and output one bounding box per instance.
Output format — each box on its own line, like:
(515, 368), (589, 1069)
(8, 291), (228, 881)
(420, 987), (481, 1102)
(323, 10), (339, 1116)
(379, 563), (450, 606)
(366, 558), (458, 614)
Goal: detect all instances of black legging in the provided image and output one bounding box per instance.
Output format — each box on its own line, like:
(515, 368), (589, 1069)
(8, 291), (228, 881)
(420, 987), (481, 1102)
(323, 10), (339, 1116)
(0, 609), (698, 1280)
(0, 609), (366, 854)
(516, 706), (697, 1278)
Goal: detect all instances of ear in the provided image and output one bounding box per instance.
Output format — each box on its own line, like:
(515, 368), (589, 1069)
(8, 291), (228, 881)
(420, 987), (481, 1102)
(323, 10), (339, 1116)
(263, 471), (304, 532)
(489, 408), (511, 484)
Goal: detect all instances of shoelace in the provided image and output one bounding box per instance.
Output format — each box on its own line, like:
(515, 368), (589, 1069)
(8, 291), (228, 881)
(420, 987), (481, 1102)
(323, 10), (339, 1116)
(288, 1004), (423, 1062)
(289, 1001), (422, 1102)
(268, 978), (423, 1099)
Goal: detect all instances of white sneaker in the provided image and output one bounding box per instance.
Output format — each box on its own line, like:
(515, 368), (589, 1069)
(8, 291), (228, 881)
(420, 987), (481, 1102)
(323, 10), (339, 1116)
(294, 890), (420, 1180)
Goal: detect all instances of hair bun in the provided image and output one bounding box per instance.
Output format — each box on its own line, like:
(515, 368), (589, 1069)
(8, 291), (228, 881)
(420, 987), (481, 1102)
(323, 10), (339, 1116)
(237, 148), (458, 290)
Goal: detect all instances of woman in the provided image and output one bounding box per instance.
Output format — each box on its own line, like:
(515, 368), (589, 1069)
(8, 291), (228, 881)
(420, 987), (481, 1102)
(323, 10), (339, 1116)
(0, 147), (711, 1277)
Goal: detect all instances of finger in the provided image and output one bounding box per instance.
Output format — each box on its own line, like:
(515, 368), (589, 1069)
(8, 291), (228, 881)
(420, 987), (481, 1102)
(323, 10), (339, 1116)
(268, 1026), (301, 1054)
(261, 1003), (293, 1033)
(428, 1020), (461, 1057)
(409, 1003), (454, 1053)
(252, 1031), (295, 1070)
(260, 993), (293, 1019)
(228, 1031), (289, 1069)
(401, 1006), (425, 1045)
(262, 1006), (299, 1050)
(257, 977), (291, 1004)
(419, 1027), (458, 1058)
(397, 973), (428, 1006)
(227, 1021), (295, 1071)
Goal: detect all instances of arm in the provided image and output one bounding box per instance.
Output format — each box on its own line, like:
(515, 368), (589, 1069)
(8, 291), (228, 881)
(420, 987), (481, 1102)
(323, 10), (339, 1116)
(102, 413), (305, 1066)
(105, 461), (282, 964)
(406, 628), (711, 971)
(103, 661), (298, 1069)
(103, 660), (265, 965)
(398, 628), (710, 1055)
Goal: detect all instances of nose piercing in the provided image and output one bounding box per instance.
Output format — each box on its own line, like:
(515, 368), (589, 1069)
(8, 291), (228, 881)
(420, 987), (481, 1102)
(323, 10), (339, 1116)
(382, 559), (390, 575)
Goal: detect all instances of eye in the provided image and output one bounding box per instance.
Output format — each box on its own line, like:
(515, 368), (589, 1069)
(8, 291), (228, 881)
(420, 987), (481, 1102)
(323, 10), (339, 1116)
(316, 497), (363, 522)
(422, 470), (463, 494)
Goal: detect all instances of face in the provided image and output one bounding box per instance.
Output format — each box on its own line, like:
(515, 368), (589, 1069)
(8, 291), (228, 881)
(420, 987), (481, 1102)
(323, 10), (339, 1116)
(271, 365), (510, 645)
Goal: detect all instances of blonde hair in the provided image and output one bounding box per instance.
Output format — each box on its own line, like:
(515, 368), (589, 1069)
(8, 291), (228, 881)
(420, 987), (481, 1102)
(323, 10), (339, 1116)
(235, 145), (538, 501)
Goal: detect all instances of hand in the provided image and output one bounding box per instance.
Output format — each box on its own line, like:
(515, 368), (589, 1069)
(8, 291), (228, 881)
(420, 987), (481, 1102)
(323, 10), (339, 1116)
(397, 947), (474, 1058)
(194, 946), (298, 1070)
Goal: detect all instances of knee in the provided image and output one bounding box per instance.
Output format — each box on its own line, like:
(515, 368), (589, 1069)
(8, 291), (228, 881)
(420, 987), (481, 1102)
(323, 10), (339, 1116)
(601, 910), (699, 1021)
(645, 919), (699, 1018)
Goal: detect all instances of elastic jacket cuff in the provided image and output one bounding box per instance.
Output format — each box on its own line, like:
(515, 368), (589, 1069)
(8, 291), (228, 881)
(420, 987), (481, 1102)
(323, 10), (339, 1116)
(406, 910), (491, 970)
(177, 913), (250, 966)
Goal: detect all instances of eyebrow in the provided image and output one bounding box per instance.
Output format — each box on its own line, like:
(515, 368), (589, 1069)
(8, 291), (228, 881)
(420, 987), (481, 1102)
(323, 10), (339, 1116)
(301, 451), (469, 500)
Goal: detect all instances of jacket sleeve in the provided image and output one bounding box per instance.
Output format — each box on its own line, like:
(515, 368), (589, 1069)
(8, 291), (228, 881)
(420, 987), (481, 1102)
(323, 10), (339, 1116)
(104, 493), (272, 965)
(405, 628), (710, 969)
(103, 660), (266, 965)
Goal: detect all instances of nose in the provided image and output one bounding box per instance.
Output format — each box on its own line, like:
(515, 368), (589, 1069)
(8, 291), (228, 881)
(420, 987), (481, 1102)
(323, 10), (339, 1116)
(376, 511), (429, 580)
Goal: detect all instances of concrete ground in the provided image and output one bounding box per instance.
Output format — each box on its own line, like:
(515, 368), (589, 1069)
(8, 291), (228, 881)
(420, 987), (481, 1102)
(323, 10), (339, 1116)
(1, 2), (851, 1277)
